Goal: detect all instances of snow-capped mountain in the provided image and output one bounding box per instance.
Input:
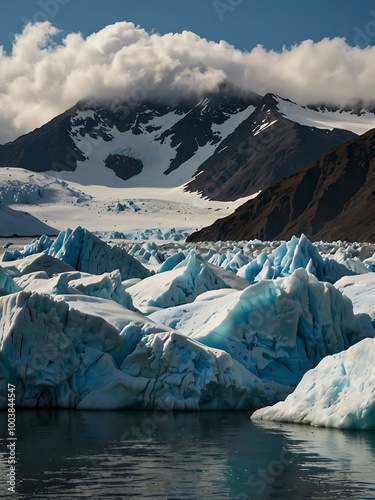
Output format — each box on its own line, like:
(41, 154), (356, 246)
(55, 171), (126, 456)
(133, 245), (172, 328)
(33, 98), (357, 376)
(186, 93), (361, 200)
(1, 85), (375, 200)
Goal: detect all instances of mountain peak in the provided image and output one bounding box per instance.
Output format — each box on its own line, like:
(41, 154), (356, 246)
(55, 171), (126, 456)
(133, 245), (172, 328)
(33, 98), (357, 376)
(0, 87), (374, 200)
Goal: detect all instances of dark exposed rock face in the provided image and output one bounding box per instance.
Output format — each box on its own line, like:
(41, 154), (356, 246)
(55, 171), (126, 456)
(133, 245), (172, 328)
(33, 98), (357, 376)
(187, 128), (375, 243)
(104, 154), (143, 180)
(0, 106), (86, 172)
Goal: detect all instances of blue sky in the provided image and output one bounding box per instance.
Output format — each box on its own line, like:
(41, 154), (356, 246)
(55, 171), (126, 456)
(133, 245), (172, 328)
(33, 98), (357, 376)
(2, 0), (375, 53)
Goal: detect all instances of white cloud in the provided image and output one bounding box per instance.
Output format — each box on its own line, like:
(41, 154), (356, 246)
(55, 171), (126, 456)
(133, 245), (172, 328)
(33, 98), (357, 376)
(1, 21), (375, 143)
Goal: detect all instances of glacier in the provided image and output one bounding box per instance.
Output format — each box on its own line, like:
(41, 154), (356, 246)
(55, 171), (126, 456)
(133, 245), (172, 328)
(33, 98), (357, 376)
(0, 228), (374, 422)
(335, 273), (375, 324)
(251, 338), (375, 429)
(127, 251), (249, 312)
(0, 291), (286, 410)
(95, 227), (192, 242)
(236, 234), (356, 284)
(150, 268), (373, 388)
(0, 266), (21, 295)
(3, 226), (150, 280)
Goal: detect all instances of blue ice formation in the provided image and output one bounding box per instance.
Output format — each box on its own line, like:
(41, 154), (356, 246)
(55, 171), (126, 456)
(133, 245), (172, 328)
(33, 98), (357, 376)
(129, 241), (165, 265)
(237, 234), (356, 284)
(150, 268), (374, 389)
(0, 266), (21, 295)
(158, 251), (186, 273)
(251, 338), (375, 429)
(2, 227), (150, 280)
(208, 248), (249, 274)
(364, 254), (375, 272)
(127, 251), (249, 312)
(0, 290), (287, 411)
(2, 234), (54, 261)
(47, 227), (150, 279)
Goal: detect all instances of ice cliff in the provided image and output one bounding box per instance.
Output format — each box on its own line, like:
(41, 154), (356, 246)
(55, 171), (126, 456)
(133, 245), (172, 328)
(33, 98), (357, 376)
(3, 226), (150, 279)
(0, 229), (373, 424)
(150, 268), (373, 388)
(251, 338), (375, 429)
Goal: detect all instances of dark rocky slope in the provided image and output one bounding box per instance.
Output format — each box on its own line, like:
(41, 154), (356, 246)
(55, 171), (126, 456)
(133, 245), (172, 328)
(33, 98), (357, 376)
(187, 128), (375, 243)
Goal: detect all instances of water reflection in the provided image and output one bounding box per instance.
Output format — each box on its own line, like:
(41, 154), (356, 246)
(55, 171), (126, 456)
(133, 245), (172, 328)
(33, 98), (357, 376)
(0, 411), (374, 499)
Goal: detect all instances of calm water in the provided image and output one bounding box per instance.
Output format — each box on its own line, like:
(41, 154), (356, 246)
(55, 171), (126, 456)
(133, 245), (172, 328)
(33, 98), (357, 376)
(1, 410), (375, 499)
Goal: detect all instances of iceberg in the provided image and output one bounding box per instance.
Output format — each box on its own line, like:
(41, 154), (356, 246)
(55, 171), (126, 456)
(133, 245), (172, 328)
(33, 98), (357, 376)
(129, 241), (165, 265)
(251, 338), (375, 429)
(47, 227), (151, 279)
(79, 330), (287, 411)
(15, 269), (135, 310)
(158, 251), (186, 273)
(335, 273), (375, 322)
(67, 270), (134, 309)
(0, 290), (164, 409)
(150, 269), (374, 388)
(3, 226), (151, 280)
(0, 291), (286, 410)
(207, 248), (250, 274)
(127, 251), (249, 312)
(329, 247), (370, 274)
(0, 266), (21, 295)
(1, 252), (76, 278)
(237, 234), (356, 284)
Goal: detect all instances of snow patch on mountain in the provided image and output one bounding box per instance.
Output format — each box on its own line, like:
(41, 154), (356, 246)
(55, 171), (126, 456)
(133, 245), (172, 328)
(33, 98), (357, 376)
(65, 103), (257, 188)
(275, 95), (375, 135)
